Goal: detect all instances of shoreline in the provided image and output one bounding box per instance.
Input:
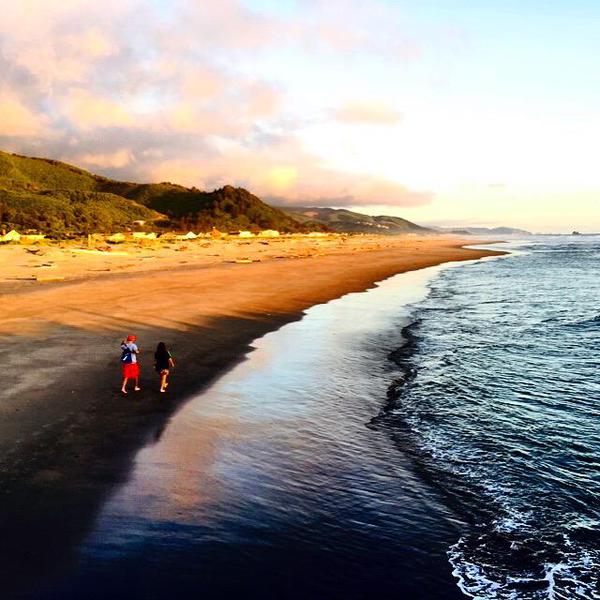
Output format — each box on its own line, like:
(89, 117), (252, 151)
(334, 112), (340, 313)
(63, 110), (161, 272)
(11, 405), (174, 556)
(58, 264), (471, 600)
(0, 237), (506, 595)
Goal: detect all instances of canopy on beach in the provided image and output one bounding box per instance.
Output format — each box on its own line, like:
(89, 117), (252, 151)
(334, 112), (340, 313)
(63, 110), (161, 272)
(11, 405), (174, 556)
(0, 230), (21, 242)
(107, 233), (127, 243)
(176, 231), (198, 240)
(20, 234), (46, 242)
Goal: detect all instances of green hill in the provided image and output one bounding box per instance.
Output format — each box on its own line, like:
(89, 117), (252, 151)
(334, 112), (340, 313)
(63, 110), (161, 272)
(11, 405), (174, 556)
(0, 151), (311, 235)
(103, 182), (306, 232)
(0, 188), (158, 234)
(281, 206), (432, 235)
(0, 152), (161, 235)
(0, 152), (100, 192)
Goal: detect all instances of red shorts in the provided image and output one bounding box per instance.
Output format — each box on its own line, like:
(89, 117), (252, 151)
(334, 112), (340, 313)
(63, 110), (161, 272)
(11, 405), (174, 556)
(122, 363), (140, 378)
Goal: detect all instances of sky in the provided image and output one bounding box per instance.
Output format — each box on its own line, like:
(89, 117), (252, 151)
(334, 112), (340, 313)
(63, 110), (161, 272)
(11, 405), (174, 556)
(1, 0), (599, 232)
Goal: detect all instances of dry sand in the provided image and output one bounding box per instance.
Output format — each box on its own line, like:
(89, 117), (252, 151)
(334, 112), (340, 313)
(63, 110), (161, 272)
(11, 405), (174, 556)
(0, 235), (505, 594)
(0, 233), (416, 288)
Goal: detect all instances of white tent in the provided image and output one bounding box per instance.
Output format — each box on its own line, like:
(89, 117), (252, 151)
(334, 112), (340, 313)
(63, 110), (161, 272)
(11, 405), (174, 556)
(176, 231), (198, 240)
(0, 230), (21, 242)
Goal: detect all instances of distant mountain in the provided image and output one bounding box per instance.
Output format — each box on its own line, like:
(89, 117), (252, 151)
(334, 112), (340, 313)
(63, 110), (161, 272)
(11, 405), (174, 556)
(466, 226), (532, 235)
(437, 226), (532, 236)
(280, 206), (433, 235)
(0, 151), (310, 235)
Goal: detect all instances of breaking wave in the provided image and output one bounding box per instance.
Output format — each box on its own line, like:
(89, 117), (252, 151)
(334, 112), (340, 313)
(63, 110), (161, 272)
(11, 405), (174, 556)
(380, 237), (600, 599)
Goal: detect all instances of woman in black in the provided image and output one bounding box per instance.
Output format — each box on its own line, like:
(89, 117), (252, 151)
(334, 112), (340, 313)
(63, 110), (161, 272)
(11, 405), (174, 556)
(154, 342), (175, 393)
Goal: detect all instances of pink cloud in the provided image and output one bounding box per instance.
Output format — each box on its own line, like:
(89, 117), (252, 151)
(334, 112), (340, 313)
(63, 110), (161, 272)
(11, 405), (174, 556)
(179, 68), (229, 101)
(0, 95), (50, 137)
(63, 27), (118, 59)
(0, 0), (433, 209)
(172, 0), (279, 52)
(143, 138), (430, 208)
(78, 148), (134, 169)
(63, 89), (138, 130)
(0, 1), (133, 87)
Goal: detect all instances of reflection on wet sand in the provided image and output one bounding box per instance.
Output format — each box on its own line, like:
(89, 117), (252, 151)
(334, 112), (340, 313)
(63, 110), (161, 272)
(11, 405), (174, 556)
(57, 265), (470, 599)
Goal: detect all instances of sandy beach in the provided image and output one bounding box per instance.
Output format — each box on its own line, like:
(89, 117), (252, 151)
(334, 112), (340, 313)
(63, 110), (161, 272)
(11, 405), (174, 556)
(0, 235), (503, 595)
(0, 233), (422, 289)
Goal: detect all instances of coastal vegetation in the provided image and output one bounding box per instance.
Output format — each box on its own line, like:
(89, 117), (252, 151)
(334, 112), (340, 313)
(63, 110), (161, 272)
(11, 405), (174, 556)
(0, 151), (429, 237)
(0, 188), (159, 236)
(0, 151), (319, 235)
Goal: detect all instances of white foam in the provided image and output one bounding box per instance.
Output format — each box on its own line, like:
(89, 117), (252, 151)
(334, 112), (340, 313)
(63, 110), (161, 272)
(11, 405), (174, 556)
(448, 533), (599, 600)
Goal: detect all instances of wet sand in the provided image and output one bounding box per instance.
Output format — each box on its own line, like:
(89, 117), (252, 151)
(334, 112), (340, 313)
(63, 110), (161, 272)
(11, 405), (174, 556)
(0, 237), (504, 596)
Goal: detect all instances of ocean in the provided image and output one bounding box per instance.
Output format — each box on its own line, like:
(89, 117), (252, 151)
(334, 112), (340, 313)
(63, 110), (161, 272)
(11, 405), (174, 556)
(386, 237), (600, 599)
(41, 237), (599, 600)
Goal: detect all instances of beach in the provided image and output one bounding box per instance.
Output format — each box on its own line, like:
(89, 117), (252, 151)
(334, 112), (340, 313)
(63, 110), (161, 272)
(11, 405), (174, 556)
(2, 1), (597, 597)
(0, 235), (502, 596)
(0, 233), (432, 288)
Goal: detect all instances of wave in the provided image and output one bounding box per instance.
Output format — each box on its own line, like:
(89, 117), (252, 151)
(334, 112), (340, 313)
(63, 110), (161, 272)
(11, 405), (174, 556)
(563, 314), (600, 330)
(382, 330), (600, 598)
(374, 240), (600, 599)
(449, 527), (599, 599)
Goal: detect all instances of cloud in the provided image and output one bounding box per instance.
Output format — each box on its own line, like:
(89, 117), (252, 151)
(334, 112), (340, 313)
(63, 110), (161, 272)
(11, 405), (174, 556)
(64, 27), (117, 59)
(0, 1), (133, 87)
(63, 89), (138, 130)
(287, 0), (422, 59)
(332, 101), (402, 125)
(0, 95), (50, 137)
(142, 137), (430, 208)
(78, 148), (134, 169)
(0, 0), (432, 209)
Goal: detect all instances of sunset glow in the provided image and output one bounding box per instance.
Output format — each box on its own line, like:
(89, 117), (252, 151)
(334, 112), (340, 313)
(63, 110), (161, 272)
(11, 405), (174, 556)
(1, 0), (599, 231)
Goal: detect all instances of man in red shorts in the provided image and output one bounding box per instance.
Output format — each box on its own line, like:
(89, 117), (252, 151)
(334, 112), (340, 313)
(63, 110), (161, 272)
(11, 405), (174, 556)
(120, 334), (141, 394)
